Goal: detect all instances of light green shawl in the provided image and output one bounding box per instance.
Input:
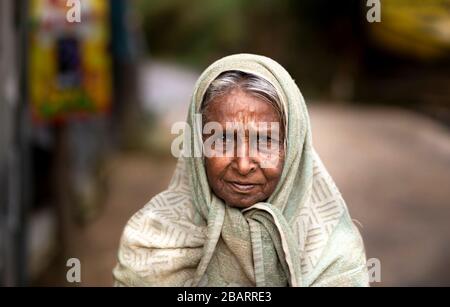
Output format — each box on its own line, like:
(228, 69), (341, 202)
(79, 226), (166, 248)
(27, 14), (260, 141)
(113, 54), (369, 287)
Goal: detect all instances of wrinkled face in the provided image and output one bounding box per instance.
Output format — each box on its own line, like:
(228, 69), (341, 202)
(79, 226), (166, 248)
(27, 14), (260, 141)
(202, 89), (285, 208)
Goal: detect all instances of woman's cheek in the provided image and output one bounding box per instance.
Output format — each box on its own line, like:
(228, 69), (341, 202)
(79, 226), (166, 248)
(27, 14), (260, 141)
(262, 154), (284, 184)
(255, 144), (284, 169)
(206, 157), (230, 181)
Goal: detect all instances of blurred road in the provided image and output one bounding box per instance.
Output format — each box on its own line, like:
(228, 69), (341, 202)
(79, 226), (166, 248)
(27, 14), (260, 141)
(311, 104), (450, 286)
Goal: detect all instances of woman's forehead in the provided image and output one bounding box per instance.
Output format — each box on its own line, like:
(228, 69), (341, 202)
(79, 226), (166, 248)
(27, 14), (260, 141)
(203, 89), (282, 123)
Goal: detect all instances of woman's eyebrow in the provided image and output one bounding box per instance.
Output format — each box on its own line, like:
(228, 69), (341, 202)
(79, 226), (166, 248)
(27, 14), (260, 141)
(229, 124), (282, 138)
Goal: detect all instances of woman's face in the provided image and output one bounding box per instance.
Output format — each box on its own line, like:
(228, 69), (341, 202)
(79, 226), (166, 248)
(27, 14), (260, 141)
(202, 89), (285, 208)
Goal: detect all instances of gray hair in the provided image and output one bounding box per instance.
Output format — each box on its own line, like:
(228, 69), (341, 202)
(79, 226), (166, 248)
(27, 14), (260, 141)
(201, 71), (285, 129)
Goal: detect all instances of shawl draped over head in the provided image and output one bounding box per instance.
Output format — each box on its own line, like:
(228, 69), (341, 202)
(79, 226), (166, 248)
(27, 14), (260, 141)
(113, 54), (369, 287)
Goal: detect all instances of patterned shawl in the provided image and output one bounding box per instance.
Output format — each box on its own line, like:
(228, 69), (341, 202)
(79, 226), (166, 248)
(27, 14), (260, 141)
(113, 54), (369, 287)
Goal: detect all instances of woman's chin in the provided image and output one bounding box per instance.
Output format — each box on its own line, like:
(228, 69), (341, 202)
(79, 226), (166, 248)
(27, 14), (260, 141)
(224, 198), (258, 209)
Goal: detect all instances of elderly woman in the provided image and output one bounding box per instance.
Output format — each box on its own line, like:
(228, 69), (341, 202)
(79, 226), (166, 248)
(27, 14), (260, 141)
(113, 54), (369, 287)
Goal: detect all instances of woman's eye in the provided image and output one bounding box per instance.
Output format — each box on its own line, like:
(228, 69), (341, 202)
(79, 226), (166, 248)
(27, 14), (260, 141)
(222, 133), (234, 142)
(258, 136), (281, 153)
(258, 136), (273, 144)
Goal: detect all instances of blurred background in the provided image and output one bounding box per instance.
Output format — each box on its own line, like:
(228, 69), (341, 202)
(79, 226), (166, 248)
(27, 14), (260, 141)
(0, 0), (449, 287)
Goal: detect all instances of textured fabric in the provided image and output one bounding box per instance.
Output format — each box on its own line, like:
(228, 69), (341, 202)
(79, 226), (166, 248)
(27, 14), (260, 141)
(113, 54), (369, 287)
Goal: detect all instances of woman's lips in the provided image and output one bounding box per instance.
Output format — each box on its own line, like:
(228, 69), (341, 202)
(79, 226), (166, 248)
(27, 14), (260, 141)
(227, 181), (258, 193)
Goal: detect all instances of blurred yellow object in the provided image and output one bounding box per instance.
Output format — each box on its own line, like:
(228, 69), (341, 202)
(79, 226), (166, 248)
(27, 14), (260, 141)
(369, 0), (450, 59)
(29, 0), (112, 122)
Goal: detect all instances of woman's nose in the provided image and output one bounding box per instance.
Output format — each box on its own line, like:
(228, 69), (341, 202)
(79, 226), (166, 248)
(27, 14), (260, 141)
(233, 141), (257, 175)
(234, 156), (257, 175)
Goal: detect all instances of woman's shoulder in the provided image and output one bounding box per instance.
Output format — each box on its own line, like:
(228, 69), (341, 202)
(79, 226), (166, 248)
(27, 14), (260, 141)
(113, 190), (206, 286)
(294, 150), (361, 276)
(119, 190), (205, 249)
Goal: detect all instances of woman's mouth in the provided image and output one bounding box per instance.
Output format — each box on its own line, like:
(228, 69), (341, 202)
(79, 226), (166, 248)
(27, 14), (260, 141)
(227, 181), (258, 193)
